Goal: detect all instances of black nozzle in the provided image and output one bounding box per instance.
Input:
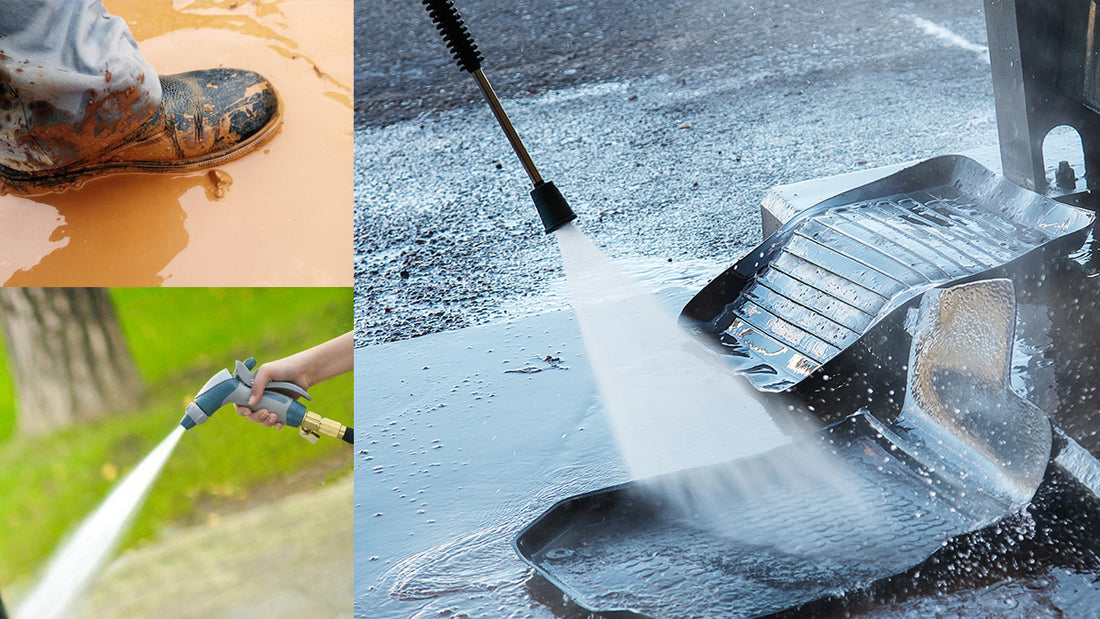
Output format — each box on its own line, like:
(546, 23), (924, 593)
(532, 181), (577, 234)
(422, 0), (483, 73)
(343, 429), (354, 445)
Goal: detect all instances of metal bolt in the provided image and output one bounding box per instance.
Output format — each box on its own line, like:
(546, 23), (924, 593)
(1056, 160), (1077, 190)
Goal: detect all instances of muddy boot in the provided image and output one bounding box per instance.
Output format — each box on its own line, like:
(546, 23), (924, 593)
(0, 67), (281, 194)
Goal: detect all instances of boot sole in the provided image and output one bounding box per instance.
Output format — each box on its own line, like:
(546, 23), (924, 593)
(0, 102), (283, 196)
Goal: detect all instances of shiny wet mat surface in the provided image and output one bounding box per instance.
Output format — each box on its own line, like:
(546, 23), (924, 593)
(682, 157), (1093, 392)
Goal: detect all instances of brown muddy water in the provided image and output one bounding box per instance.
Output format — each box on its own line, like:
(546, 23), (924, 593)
(0, 0), (352, 286)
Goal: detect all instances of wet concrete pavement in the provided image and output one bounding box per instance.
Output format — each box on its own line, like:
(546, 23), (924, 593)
(355, 308), (627, 619)
(354, 0), (998, 345)
(84, 476), (353, 619)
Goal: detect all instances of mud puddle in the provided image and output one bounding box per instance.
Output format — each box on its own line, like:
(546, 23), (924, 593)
(0, 0), (352, 285)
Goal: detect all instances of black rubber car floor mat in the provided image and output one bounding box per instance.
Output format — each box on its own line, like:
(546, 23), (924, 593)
(516, 280), (1052, 618)
(680, 155), (1094, 392)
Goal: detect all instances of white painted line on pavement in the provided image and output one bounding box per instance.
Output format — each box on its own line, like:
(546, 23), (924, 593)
(904, 14), (990, 64)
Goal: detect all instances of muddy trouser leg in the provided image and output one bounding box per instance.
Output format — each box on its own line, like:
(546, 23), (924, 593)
(0, 0), (161, 172)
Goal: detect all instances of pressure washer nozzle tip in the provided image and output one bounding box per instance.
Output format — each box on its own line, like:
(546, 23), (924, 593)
(531, 181), (577, 234)
(180, 416), (196, 430)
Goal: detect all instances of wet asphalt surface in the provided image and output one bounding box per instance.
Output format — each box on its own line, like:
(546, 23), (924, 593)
(353, 0), (999, 346)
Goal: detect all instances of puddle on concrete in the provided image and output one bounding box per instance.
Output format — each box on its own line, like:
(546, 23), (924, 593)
(355, 310), (631, 619)
(0, 0), (351, 285)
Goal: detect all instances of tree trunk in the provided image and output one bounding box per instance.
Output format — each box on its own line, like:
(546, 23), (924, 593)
(0, 288), (144, 436)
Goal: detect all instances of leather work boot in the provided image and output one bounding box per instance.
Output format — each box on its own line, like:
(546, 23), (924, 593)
(0, 68), (281, 194)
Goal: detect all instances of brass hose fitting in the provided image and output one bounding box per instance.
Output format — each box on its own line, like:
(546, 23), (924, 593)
(300, 411), (352, 444)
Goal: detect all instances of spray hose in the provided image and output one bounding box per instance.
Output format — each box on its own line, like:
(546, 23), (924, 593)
(180, 358), (353, 445)
(421, 0), (577, 234)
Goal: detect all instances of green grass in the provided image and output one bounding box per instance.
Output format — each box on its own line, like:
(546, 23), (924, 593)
(0, 288), (352, 584)
(0, 344), (12, 443)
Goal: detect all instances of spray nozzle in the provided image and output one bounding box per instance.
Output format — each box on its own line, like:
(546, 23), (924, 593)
(179, 359), (353, 445)
(532, 182), (577, 234)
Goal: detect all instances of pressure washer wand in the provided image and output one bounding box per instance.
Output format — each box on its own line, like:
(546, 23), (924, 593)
(422, 0), (577, 234)
(179, 358), (353, 445)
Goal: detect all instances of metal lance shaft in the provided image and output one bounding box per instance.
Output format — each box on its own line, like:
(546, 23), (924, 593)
(470, 69), (543, 186)
(422, 0), (576, 233)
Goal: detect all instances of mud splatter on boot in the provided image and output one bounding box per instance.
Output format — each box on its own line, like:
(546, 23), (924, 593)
(0, 68), (280, 195)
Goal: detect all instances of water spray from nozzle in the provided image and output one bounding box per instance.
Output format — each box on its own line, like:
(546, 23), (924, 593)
(16, 426), (185, 619)
(181, 357), (353, 444)
(422, 0), (577, 234)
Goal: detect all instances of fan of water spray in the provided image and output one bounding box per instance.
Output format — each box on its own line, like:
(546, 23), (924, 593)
(555, 223), (789, 477)
(16, 427), (185, 619)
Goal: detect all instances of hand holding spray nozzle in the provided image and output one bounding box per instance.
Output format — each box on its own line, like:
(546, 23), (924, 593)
(180, 358), (353, 444)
